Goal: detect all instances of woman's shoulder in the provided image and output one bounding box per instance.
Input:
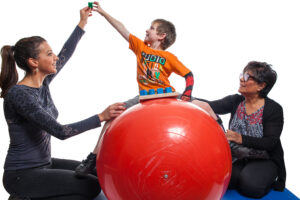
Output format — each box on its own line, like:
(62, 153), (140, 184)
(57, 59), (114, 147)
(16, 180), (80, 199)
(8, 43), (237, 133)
(231, 93), (244, 100)
(5, 85), (38, 101)
(223, 94), (245, 104)
(265, 97), (283, 111)
(5, 85), (22, 97)
(264, 97), (283, 121)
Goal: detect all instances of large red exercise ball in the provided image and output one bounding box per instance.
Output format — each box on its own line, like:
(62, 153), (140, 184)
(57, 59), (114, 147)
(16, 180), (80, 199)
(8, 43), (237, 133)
(96, 98), (231, 200)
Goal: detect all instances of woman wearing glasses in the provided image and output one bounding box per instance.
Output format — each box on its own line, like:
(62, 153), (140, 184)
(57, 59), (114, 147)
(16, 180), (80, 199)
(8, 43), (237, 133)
(196, 61), (285, 198)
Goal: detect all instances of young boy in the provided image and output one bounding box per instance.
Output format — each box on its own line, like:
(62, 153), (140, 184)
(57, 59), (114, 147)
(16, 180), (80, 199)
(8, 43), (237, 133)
(75, 1), (220, 177)
(93, 1), (194, 102)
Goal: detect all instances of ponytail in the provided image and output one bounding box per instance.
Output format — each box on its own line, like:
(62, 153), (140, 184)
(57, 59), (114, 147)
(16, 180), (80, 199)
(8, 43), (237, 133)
(0, 46), (18, 98)
(0, 36), (46, 98)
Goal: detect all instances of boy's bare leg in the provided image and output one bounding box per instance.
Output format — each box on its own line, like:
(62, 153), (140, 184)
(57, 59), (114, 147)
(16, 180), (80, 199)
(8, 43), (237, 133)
(92, 120), (112, 154)
(75, 121), (112, 177)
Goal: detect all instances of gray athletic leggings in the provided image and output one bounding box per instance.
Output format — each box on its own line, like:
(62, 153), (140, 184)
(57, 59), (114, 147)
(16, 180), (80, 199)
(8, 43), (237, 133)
(3, 158), (100, 200)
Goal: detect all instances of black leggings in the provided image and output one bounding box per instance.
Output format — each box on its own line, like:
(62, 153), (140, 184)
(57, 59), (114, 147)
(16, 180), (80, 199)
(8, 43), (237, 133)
(3, 158), (101, 200)
(228, 159), (278, 198)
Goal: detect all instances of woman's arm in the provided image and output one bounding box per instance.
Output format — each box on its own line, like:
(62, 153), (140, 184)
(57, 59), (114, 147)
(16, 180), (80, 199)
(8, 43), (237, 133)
(9, 89), (125, 140)
(45, 7), (91, 84)
(201, 94), (243, 115)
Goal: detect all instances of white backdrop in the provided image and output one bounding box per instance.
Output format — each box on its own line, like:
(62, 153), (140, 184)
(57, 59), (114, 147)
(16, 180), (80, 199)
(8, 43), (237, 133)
(0, 0), (299, 198)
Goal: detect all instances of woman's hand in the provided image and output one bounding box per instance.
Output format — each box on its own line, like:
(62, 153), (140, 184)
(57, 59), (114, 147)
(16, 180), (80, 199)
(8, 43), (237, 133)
(98, 103), (126, 122)
(225, 129), (243, 144)
(78, 6), (92, 29)
(180, 95), (191, 102)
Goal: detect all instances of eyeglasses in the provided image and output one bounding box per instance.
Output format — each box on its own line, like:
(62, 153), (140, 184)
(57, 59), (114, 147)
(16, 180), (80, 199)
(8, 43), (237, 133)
(239, 73), (259, 82)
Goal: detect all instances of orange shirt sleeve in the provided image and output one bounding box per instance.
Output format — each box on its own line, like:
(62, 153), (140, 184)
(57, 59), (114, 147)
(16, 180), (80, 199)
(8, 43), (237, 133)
(129, 34), (144, 54)
(166, 53), (191, 77)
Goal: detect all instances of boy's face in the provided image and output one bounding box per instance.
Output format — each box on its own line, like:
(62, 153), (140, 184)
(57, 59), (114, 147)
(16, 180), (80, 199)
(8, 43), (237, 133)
(144, 22), (162, 45)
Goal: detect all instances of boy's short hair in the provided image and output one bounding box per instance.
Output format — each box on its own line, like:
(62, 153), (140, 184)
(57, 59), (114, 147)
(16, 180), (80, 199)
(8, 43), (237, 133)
(152, 19), (176, 50)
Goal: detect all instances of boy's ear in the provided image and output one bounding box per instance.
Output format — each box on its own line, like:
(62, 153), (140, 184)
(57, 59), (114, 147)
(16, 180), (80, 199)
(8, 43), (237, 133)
(27, 58), (39, 69)
(158, 33), (167, 41)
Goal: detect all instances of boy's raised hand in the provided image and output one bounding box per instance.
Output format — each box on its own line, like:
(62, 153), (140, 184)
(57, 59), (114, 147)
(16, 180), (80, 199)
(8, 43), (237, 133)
(90, 1), (130, 41)
(93, 1), (105, 15)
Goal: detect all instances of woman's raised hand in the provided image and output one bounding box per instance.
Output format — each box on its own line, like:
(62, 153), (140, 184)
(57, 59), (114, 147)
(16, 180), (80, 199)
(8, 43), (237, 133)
(78, 6), (92, 29)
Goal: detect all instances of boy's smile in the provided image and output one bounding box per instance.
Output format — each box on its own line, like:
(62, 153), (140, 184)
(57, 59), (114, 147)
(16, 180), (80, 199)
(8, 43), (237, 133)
(144, 23), (160, 45)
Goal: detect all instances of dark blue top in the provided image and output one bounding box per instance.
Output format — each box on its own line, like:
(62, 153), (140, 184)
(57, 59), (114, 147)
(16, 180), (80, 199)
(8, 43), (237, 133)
(3, 26), (101, 170)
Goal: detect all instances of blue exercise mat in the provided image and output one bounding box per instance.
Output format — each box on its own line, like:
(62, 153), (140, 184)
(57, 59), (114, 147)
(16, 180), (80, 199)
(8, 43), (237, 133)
(95, 189), (299, 200)
(222, 189), (299, 200)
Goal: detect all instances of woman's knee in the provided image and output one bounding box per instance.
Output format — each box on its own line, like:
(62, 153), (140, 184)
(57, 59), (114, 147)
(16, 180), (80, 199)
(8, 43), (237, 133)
(80, 176), (101, 197)
(237, 160), (277, 198)
(238, 173), (271, 198)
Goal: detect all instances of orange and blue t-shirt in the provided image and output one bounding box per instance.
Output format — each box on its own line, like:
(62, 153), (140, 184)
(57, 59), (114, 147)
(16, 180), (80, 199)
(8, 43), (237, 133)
(129, 34), (191, 93)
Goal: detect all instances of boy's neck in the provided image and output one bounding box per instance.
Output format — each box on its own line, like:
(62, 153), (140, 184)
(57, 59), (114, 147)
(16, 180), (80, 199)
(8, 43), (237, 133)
(148, 41), (164, 50)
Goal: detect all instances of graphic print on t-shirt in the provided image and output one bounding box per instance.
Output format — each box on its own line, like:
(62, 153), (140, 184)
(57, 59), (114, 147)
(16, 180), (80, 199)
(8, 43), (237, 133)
(129, 34), (190, 92)
(139, 51), (166, 86)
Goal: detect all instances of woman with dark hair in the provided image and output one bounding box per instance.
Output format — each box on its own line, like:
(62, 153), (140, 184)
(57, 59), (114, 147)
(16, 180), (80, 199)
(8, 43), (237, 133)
(0, 6), (125, 200)
(195, 61), (285, 198)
